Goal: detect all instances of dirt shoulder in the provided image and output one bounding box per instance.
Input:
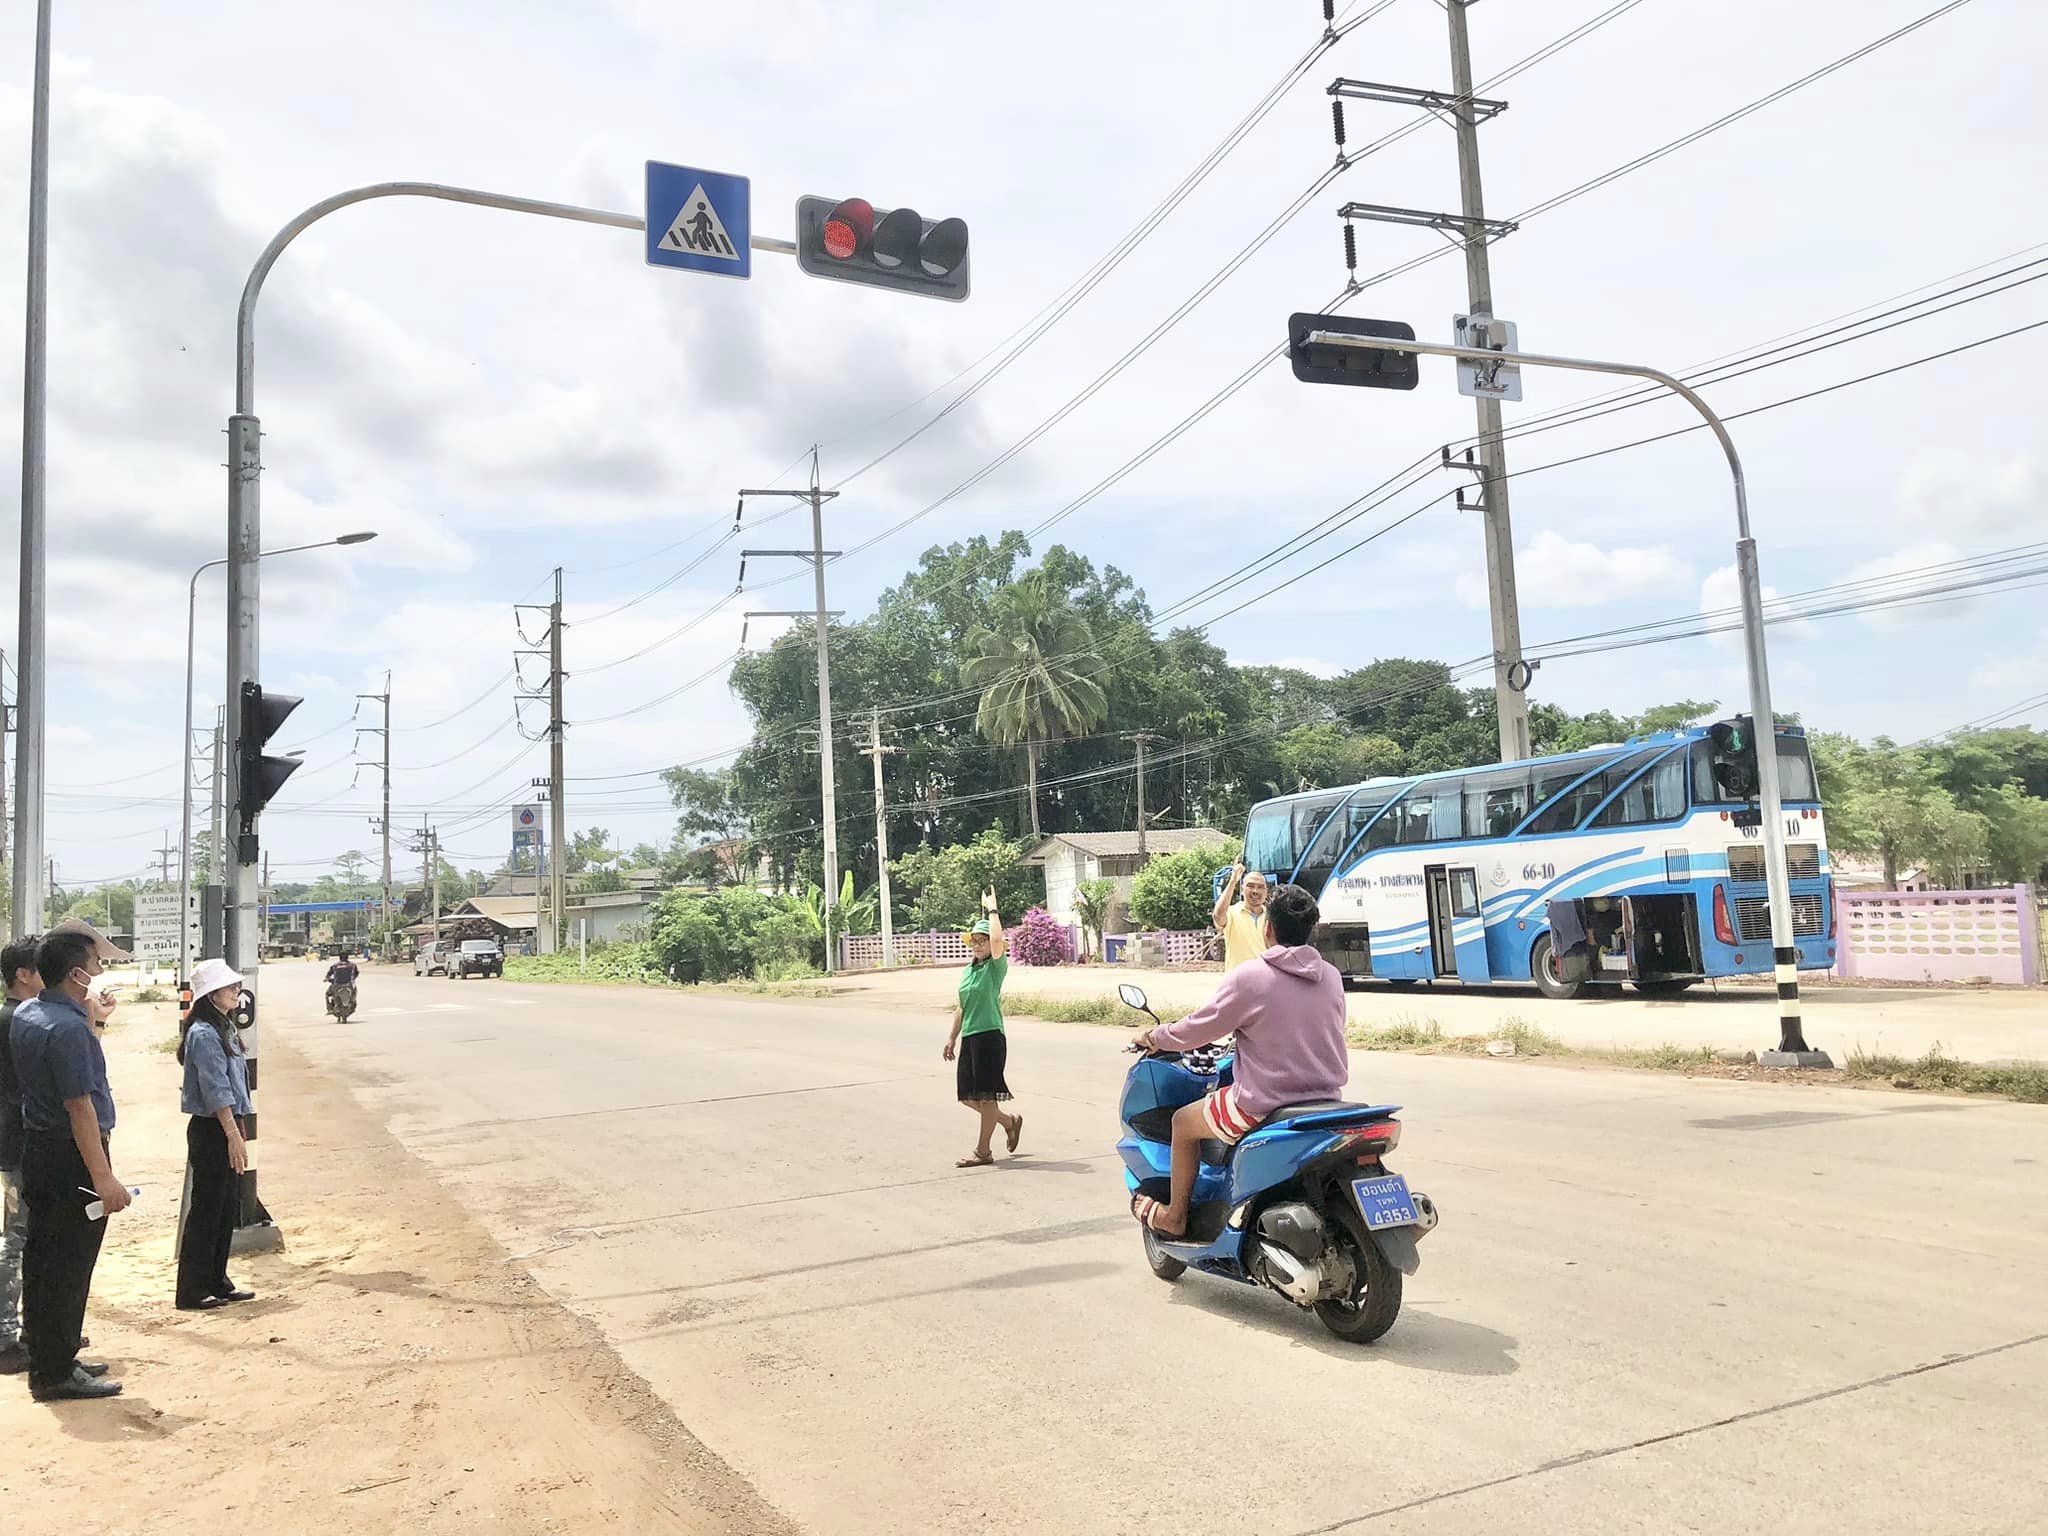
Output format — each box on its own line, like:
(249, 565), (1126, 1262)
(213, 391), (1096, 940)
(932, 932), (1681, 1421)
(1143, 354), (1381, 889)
(0, 1003), (793, 1536)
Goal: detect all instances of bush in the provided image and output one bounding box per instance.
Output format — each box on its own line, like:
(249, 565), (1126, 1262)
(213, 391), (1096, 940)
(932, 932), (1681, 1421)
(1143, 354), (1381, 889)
(505, 944), (670, 986)
(890, 826), (1044, 931)
(1127, 838), (1239, 931)
(749, 909), (819, 975)
(1008, 907), (1074, 966)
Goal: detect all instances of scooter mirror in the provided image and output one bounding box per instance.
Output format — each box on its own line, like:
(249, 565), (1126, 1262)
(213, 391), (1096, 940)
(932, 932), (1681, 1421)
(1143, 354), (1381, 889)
(1118, 983), (1149, 1012)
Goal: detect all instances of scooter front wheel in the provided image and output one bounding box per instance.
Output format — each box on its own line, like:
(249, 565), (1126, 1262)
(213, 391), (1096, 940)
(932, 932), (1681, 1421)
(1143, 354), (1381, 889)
(1142, 1228), (1186, 1282)
(1314, 1205), (1402, 1343)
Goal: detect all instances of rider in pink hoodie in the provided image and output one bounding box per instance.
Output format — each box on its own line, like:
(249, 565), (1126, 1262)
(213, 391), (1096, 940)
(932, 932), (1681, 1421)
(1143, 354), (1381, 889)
(1132, 884), (1348, 1237)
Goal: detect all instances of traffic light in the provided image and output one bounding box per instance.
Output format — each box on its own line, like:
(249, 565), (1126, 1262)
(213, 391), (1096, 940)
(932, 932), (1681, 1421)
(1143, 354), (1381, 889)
(795, 196), (970, 301)
(1287, 312), (1420, 390)
(1708, 716), (1760, 802)
(237, 681), (303, 862)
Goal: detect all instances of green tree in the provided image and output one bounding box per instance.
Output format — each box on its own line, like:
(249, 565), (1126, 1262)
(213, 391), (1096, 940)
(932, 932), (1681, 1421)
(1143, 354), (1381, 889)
(889, 826), (1042, 931)
(568, 826), (619, 876)
(1981, 783), (2048, 884)
(1271, 723), (1404, 792)
(1073, 877), (1118, 960)
(662, 767), (755, 886)
(960, 571), (1109, 837)
(1128, 839), (1239, 931)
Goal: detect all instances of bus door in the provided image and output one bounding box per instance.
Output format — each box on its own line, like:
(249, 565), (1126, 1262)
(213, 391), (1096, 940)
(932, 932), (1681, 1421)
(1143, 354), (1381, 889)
(1426, 865), (1492, 982)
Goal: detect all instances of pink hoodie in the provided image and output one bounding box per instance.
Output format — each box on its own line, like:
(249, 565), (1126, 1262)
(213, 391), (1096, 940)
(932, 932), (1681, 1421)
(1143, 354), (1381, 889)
(1149, 945), (1349, 1118)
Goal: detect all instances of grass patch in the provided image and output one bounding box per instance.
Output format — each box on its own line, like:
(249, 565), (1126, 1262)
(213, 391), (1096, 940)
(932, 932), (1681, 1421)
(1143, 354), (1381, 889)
(1844, 1044), (2048, 1104)
(130, 986), (171, 1004)
(1005, 992), (1187, 1026)
(1347, 1016), (1446, 1051)
(152, 1034), (181, 1056)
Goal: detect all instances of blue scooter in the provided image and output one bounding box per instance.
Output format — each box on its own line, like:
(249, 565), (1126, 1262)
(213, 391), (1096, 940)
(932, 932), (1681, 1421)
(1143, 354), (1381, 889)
(1115, 984), (1438, 1343)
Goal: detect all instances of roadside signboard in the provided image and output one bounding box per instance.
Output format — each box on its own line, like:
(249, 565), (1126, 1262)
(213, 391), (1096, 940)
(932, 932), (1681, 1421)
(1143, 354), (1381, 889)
(134, 889), (200, 966)
(645, 161), (751, 280)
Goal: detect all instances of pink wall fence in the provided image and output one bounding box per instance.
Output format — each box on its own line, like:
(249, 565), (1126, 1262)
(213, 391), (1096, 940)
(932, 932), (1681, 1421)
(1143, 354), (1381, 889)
(1834, 885), (2039, 986)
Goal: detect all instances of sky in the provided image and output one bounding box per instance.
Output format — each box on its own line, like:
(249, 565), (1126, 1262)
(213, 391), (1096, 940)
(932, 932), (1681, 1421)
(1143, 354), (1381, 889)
(1, 0), (2043, 893)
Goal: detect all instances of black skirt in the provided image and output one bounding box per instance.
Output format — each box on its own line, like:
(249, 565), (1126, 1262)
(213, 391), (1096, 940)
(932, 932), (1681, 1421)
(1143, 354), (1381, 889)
(956, 1029), (1012, 1103)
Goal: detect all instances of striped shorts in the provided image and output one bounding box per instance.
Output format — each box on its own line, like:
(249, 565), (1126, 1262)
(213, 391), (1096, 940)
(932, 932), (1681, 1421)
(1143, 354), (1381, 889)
(1199, 1084), (1260, 1145)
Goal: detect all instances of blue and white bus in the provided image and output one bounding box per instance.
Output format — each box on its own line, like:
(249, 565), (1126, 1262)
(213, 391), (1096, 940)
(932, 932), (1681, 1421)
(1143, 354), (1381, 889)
(1240, 721), (1835, 998)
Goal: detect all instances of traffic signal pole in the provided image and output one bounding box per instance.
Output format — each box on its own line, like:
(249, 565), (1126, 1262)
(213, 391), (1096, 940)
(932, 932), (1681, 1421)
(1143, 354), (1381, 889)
(1296, 326), (1830, 1067)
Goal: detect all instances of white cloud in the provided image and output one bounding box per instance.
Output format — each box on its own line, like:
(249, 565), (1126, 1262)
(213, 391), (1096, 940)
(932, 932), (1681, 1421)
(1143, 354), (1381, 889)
(1841, 541), (1974, 631)
(1897, 452), (2042, 538)
(1507, 530), (1691, 609)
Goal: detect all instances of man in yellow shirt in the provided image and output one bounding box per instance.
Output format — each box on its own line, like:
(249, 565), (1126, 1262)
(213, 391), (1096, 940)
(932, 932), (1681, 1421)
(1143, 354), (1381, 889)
(1212, 862), (1272, 971)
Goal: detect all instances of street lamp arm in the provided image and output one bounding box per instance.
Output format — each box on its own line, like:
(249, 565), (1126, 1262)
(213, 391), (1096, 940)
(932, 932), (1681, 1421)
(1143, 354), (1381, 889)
(236, 182), (646, 414)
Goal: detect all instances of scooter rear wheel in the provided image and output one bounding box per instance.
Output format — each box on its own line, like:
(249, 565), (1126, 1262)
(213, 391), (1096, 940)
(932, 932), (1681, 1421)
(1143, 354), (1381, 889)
(1142, 1228), (1186, 1282)
(1314, 1205), (1402, 1343)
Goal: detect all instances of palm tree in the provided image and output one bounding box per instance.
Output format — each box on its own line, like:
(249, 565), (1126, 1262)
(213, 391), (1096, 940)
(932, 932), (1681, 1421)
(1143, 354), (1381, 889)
(960, 573), (1109, 837)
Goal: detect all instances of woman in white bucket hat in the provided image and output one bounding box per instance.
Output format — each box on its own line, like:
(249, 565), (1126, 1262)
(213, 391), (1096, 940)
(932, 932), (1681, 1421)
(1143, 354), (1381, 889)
(175, 960), (255, 1311)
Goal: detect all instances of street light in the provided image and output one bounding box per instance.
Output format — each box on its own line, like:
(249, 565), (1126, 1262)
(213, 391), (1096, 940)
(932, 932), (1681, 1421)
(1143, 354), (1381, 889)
(179, 532), (377, 984)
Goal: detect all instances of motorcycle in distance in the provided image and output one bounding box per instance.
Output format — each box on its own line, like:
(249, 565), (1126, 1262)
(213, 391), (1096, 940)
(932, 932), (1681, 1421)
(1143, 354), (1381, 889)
(326, 980), (357, 1023)
(1115, 984), (1438, 1343)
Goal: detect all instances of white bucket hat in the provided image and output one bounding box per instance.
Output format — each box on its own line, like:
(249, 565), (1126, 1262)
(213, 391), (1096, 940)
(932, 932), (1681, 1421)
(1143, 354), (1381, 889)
(189, 958), (244, 996)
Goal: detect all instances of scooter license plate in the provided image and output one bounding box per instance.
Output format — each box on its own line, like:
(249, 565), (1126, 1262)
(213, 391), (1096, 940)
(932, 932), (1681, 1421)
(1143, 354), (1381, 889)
(1351, 1173), (1418, 1230)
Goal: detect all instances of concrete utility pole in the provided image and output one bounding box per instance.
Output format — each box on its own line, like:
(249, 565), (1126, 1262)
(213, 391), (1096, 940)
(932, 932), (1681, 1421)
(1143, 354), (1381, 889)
(357, 678), (392, 951)
(209, 711), (225, 891)
(1123, 733), (1167, 860)
(1447, 0), (1529, 764)
(862, 708), (903, 969)
(549, 569), (567, 953)
(12, 0), (53, 940)
(739, 465), (845, 973)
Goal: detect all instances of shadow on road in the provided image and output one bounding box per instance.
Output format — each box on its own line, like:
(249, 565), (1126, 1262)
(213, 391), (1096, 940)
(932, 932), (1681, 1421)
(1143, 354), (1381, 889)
(1161, 1281), (1521, 1375)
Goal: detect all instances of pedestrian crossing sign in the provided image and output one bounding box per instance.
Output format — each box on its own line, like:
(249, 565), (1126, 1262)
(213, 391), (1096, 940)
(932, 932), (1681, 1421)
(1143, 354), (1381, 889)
(646, 160), (751, 280)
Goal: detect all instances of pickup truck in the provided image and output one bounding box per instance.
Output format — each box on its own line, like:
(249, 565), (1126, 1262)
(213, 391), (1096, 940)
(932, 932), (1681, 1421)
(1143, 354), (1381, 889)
(449, 938), (504, 979)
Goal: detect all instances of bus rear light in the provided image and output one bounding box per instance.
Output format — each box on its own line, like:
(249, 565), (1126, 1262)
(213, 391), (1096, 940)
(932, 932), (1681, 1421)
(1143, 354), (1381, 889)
(1712, 884), (1736, 945)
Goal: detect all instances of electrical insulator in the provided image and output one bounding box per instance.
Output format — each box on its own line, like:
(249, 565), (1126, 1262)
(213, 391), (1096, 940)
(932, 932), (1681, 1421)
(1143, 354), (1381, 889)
(1323, 0), (1335, 19)
(1343, 223), (1358, 273)
(1332, 100), (1347, 149)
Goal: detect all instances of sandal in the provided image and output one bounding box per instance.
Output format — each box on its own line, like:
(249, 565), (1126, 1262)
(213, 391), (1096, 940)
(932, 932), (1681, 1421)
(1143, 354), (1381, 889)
(1129, 1195), (1185, 1237)
(956, 1152), (994, 1168)
(1004, 1114), (1024, 1154)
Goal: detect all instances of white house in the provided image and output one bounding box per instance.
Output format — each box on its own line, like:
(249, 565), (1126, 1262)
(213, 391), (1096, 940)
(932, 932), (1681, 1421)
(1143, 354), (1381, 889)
(1026, 829), (1231, 930)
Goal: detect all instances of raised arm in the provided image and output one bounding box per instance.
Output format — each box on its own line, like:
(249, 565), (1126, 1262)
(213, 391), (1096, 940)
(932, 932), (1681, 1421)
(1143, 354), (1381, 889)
(983, 887), (1006, 960)
(1213, 861), (1243, 931)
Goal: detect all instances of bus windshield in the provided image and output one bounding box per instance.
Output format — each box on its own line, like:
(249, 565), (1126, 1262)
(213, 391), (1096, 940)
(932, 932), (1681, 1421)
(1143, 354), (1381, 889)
(1691, 734), (1819, 804)
(1243, 802), (1295, 874)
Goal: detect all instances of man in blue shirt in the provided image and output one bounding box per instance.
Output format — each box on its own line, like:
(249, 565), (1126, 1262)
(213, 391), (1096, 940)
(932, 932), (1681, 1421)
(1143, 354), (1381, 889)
(10, 924), (129, 1401)
(0, 935), (41, 1375)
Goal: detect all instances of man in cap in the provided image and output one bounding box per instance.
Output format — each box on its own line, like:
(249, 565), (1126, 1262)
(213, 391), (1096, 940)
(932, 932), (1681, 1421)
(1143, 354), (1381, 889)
(9, 919), (130, 1401)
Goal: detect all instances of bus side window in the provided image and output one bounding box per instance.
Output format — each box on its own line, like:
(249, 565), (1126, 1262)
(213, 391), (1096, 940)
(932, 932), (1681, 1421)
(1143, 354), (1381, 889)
(1594, 752), (1687, 828)
(1243, 804), (1295, 874)
(1464, 768), (1532, 838)
(1360, 802), (1402, 851)
(1395, 795), (1437, 845)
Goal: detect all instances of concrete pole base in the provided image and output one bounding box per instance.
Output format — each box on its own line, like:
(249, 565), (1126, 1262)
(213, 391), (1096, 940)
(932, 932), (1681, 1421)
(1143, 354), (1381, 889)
(1759, 1048), (1835, 1070)
(230, 1221), (285, 1255)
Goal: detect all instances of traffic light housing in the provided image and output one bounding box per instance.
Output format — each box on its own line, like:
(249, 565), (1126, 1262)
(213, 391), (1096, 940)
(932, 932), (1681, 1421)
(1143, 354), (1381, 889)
(1708, 716), (1761, 803)
(1287, 312), (1420, 390)
(237, 682), (303, 862)
(796, 196), (970, 302)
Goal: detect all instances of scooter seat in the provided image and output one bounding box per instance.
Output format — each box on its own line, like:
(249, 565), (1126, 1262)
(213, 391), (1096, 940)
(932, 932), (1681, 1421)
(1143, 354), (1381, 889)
(1260, 1100), (1401, 1131)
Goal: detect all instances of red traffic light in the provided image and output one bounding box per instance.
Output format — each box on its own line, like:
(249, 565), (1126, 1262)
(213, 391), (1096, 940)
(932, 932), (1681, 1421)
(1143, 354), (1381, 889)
(822, 198), (874, 261)
(796, 195), (970, 302)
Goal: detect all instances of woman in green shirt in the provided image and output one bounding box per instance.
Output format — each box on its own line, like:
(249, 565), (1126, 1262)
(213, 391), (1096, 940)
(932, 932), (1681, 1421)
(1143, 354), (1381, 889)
(943, 888), (1024, 1167)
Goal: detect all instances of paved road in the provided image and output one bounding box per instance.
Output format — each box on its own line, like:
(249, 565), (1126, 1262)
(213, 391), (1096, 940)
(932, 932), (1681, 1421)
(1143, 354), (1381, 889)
(270, 962), (2048, 1535)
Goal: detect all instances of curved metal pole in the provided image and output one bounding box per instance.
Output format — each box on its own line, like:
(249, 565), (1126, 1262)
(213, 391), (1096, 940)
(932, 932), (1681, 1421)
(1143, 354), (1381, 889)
(1303, 331), (1822, 1062)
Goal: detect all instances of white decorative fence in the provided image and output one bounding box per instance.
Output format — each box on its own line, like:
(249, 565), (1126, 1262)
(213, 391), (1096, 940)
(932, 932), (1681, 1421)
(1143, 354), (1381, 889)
(1834, 885), (2039, 986)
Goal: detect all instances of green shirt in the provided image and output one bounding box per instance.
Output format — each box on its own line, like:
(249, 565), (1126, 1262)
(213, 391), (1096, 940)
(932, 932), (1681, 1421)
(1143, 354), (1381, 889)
(957, 956), (1008, 1037)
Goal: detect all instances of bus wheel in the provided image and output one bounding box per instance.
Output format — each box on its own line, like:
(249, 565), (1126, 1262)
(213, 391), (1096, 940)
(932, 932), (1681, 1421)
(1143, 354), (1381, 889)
(1634, 977), (1697, 997)
(1530, 934), (1583, 1001)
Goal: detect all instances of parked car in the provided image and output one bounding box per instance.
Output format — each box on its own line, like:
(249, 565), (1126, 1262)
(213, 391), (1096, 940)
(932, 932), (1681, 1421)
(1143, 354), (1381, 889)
(450, 938), (504, 979)
(414, 940), (449, 977)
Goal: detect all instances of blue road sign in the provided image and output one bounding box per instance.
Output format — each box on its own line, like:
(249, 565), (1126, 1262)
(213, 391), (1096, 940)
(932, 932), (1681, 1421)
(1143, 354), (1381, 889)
(646, 161), (751, 280)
